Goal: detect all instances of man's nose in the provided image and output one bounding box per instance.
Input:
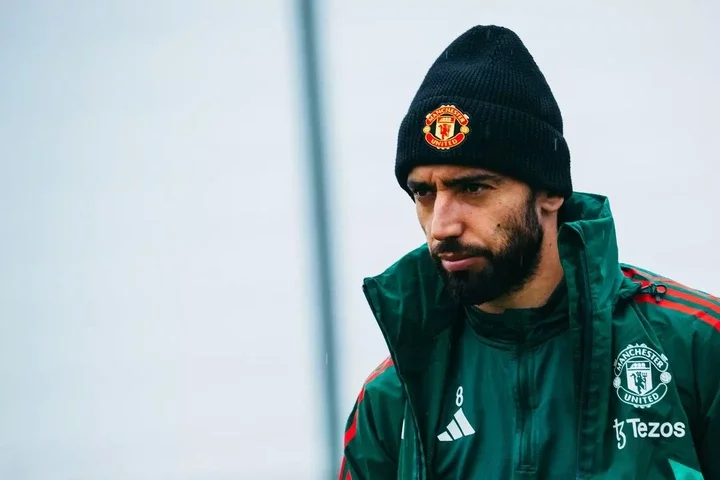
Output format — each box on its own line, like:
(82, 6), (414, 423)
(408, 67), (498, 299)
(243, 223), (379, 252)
(430, 196), (463, 241)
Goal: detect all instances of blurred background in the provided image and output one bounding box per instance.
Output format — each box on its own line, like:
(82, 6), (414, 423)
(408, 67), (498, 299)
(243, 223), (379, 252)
(1, 0), (718, 478)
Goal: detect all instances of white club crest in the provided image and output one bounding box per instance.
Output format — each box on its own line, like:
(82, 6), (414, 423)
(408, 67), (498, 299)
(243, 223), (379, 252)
(613, 343), (672, 409)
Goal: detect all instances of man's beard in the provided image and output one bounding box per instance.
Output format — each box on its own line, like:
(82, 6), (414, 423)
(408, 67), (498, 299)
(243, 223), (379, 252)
(431, 192), (544, 306)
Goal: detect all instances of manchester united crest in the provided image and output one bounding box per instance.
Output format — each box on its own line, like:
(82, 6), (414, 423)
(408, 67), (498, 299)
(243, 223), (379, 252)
(613, 343), (672, 409)
(422, 105), (470, 150)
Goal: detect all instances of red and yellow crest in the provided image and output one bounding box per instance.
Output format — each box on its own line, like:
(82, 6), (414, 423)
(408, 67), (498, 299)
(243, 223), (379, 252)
(422, 105), (470, 150)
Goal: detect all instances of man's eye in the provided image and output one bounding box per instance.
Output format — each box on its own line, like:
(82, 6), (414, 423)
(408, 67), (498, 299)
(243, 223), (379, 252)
(414, 188), (432, 197)
(464, 183), (486, 194)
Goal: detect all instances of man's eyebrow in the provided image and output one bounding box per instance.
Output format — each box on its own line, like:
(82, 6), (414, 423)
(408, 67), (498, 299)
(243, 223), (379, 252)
(407, 173), (503, 191)
(407, 179), (430, 191)
(443, 173), (503, 188)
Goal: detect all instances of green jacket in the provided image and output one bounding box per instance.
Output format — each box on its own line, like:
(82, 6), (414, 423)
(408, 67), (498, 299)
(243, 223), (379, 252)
(339, 193), (720, 479)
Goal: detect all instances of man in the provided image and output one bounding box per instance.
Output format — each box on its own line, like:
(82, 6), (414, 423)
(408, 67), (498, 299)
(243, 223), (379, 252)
(338, 25), (720, 479)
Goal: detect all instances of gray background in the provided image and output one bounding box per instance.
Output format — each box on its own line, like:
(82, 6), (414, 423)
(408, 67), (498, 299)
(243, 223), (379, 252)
(1, 0), (718, 478)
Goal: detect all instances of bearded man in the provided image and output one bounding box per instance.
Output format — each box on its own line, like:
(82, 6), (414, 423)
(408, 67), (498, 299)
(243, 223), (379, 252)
(338, 25), (720, 480)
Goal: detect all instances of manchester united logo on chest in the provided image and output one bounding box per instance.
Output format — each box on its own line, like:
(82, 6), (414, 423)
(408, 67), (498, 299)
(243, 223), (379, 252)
(613, 343), (673, 409)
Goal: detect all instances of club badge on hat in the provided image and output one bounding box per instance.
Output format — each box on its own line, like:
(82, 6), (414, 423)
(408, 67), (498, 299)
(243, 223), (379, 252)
(422, 105), (471, 150)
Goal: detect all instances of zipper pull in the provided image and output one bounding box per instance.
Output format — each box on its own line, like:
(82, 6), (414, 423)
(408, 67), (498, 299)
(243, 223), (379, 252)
(640, 282), (667, 303)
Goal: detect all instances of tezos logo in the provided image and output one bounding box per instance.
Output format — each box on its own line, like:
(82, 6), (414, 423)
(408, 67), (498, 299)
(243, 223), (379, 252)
(613, 418), (685, 450)
(613, 343), (672, 408)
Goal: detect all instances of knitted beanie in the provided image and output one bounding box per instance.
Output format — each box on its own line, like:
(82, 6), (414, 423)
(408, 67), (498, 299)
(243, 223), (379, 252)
(395, 25), (572, 198)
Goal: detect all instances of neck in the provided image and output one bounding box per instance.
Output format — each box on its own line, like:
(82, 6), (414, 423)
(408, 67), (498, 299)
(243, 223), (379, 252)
(477, 235), (564, 314)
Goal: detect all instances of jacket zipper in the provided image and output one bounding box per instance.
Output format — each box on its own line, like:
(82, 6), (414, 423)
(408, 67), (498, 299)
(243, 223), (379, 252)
(516, 332), (535, 472)
(575, 252), (595, 479)
(396, 372), (426, 479)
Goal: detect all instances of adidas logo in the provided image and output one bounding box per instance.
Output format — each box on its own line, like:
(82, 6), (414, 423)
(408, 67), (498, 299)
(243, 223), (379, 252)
(437, 408), (475, 442)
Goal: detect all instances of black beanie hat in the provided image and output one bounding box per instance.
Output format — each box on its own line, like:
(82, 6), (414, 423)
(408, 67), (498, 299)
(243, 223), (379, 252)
(395, 25), (572, 198)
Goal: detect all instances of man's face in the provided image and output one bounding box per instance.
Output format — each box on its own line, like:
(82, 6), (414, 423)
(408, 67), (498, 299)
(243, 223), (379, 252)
(407, 165), (544, 306)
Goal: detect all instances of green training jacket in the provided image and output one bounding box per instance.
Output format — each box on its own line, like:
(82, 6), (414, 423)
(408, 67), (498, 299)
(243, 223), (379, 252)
(339, 193), (720, 479)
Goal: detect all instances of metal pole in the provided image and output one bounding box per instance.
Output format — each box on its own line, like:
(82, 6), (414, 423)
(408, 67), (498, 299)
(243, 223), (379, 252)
(294, 0), (341, 477)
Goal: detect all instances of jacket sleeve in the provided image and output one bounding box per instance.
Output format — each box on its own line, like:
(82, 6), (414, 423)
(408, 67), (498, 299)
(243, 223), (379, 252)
(338, 358), (404, 480)
(693, 321), (720, 477)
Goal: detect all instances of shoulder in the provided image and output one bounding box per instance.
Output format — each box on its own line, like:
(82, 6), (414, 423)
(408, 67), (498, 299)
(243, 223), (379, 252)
(620, 265), (720, 422)
(621, 265), (720, 341)
(344, 357), (405, 455)
(356, 356), (404, 407)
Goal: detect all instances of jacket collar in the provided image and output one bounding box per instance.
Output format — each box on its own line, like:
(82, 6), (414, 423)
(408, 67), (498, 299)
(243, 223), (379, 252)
(362, 192), (635, 369)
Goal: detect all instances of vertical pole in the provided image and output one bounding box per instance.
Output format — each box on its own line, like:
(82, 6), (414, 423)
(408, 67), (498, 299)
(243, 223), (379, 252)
(294, 0), (341, 477)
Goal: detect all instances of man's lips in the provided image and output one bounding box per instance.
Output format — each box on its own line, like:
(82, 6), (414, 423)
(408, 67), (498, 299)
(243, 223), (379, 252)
(440, 256), (481, 272)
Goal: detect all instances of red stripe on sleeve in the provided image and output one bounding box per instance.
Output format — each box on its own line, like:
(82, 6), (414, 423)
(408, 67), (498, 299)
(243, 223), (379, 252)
(343, 357), (394, 447)
(636, 294), (720, 331)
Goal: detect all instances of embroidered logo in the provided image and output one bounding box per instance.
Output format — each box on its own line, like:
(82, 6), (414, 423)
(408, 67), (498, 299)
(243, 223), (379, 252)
(423, 105), (470, 150)
(613, 343), (672, 409)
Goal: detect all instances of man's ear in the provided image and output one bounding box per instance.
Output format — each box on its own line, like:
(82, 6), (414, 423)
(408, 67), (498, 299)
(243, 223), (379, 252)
(537, 192), (564, 214)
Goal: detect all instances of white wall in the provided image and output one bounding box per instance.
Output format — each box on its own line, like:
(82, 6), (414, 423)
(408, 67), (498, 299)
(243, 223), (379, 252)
(0, 1), (717, 479)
